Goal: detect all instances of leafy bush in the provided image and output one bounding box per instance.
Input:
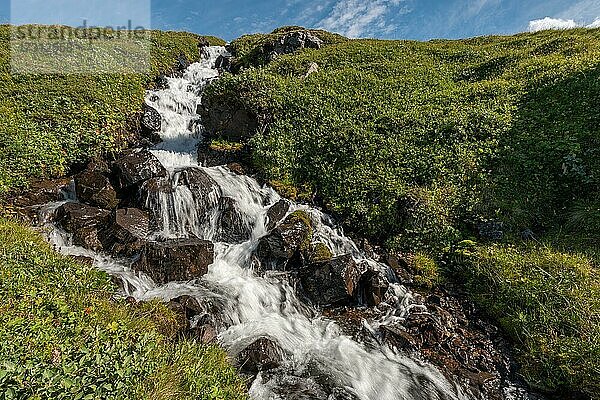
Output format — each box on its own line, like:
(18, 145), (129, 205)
(449, 243), (600, 397)
(0, 219), (247, 399)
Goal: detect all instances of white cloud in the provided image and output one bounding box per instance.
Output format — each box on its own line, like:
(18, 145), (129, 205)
(318, 0), (407, 38)
(528, 17), (578, 32)
(528, 16), (600, 32)
(588, 18), (600, 28)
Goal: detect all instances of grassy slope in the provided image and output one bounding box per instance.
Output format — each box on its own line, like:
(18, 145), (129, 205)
(0, 219), (247, 399)
(205, 28), (600, 396)
(0, 26), (224, 195)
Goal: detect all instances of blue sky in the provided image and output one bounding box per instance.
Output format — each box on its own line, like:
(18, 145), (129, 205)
(2, 0), (600, 41)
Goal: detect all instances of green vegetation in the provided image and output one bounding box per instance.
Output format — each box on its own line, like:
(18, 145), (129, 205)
(0, 25), (224, 195)
(204, 27), (600, 396)
(0, 219), (247, 399)
(208, 27), (600, 248)
(449, 243), (599, 397)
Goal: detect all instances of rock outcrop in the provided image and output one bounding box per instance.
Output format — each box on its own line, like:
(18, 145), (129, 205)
(256, 210), (312, 270)
(54, 202), (110, 251)
(299, 254), (366, 306)
(100, 208), (150, 256)
(236, 337), (285, 374)
(112, 150), (167, 189)
(74, 168), (119, 210)
(134, 238), (214, 283)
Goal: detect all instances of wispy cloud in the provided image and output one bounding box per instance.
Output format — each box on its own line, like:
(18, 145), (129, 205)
(317, 0), (408, 38)
(528, 16), (600, 32)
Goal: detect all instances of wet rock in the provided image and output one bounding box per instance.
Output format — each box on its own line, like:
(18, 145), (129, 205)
(74, 169), (119, 210)
(179, 167), (219, 194)
(198, 96), (259, 141)
(134, 238), (214, 284)
(193, 324), (217, 343)
(154, 74), (169, 90)
(54, 203), (111, 251)
(226, 162), (246, 175)
(381, 324), (417, 351)
(215, 54), (232, 72)
(265, 199), (290, 231)
(140, 104), (162, 143)
(216, 197), (252, 243)
(358, 270), (389, 306)
(100, 208), (150, 256)
(256, 210), (312, 270)
(171, 295), (204, 320)
(299, 254), (365, 306)
(175, 53), (190, 72)
(112, 150), (167, 189)
(264, 375), (329, 400)
(55, 202), (110, 232)
(305, 242), (333, 264)
(12, 178), (72, 208)
(380, 292), (518, 400)
(198, 37), (210, 49)
(236, 337), (284, 374)
(70, 255), (95, 266)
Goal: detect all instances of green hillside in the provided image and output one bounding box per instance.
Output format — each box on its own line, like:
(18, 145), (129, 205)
(205, 27), (600, 397)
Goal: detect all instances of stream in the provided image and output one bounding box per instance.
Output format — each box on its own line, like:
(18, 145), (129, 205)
(39, 46), (495, 400)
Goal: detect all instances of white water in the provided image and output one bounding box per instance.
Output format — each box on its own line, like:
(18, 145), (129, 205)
(43, 47), (472, 400)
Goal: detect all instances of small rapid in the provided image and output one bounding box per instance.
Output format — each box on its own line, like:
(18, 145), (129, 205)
(42, 47), (471, 400)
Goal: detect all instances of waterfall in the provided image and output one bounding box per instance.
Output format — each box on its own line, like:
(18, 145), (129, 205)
(42, 47), (473, 400)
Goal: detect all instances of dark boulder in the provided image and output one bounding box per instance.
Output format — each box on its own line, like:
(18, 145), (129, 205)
(179, 167), (220, 194)
(133, 238), (214, 284)
(54, 203), (111, 251)
(256, 210), (312, 270)
(299, 254), (366, 306)
(215, 54), (232, 72)
(198, 96), (258, 141)
(12, 178), (72, 209)
(358, 270), (390, 306)
(236, 337), (285, 374)
(175, 53), (190, 72)
(112, 150), (167, 189)
(265, 199), (290, 231)
(215, 197), (252, 243)
(198, 37), (210, 49)
(100, 208), (150, 256)
(154, 75), (169, 90)
(55, 202), (110, 232)
(74, 169), (119, 210)
(140, 104), (162, 143)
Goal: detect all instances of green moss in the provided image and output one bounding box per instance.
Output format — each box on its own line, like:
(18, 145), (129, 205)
(307, 242), (333, 264)
(411, 253), (440, 289)
(281, 210), (313, 251)
(450, 243), (600, 397)
(0, 25), (224, 196)
(0, 219), (247, 399)
(209, 138), (244, 152)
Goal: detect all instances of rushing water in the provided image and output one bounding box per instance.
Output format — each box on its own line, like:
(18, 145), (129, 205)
(42, 47), (473, 400)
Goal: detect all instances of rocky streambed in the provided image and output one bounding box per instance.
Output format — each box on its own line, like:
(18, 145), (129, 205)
(8, 44), (545, 400)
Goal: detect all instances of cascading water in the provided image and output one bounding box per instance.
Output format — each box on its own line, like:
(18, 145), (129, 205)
(42, 47), (474, 400)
